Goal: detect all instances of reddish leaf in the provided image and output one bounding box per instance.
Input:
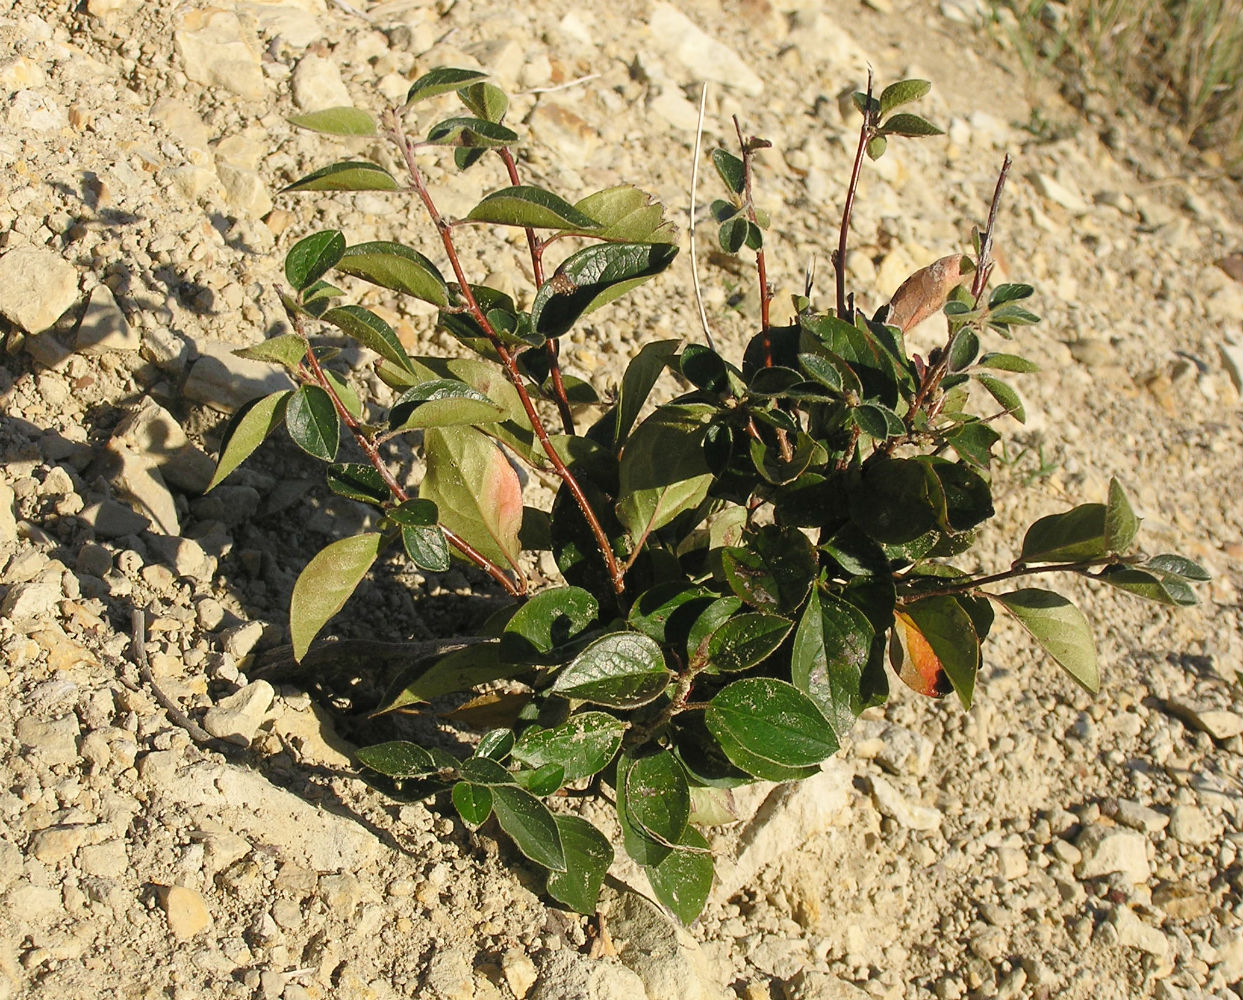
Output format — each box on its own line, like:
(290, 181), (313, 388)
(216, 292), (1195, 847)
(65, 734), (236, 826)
(890, 611), (952, 698)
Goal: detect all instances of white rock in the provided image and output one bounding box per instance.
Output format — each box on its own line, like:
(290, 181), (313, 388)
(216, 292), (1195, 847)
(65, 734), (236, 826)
(1167, 805), (1216, 847)
(850, 720), (934, 777)
(1029, 171), (1091, 215)
(530, 949), (648, 1000)
(940, 0), (988, 25)
(1110, 906), (1170, 958)
(216, 162), (272, 218)
(78, 498), (150, 538)
(502, 949), (538, 1000)
(605, 887), (727, 1000)
(157, 884), (212, 940)
(0, 245), (79, 334)
(0, 483), (18, 546)
(647, 4), (764, 96)
(222, 620), (266, 659)
(1113, 799), (1168, 834)
(868, 774), (942, 831)
(112, 398), (215, 495)
(76, 284), (140, 355)
(202, 680), (275, 745)
(15, 715), (81, 765)
(1219, 341), (1243, 394)
(291, 53), (352, 111)
(1172, 701), (1243, 741)
(183, 340), (295, 412)
(79, 839), (129, 878)
(272, 701), (353, 768)
(5, 90), (67, 132)
(783, 971), (873, 1000)
(174, 7), (267, 101)
(107, 440), (180, 536)
(241, 0), (325, 48)
(146, 533), (217, 584)
(648, 87), (703, 132)
(150, 98), (213, 152)
(1075, 825), (1150, 884)
(1, 580), (63, 632)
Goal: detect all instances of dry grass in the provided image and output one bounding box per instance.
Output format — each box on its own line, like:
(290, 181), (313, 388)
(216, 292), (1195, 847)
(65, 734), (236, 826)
(998, 0), (1242, 175)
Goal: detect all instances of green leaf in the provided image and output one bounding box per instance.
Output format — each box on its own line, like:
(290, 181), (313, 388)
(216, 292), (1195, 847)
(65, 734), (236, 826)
(492, 784), (566, 872)
(978, 352), (1039, 373)
(452, 783), (493, 827)
(402, 525), (451, 573)
(390, 380), (505, 431)
(1104, 478), (1140, 554)
(989, 283), (1034, 306)
(852, 402), (905, 440)
(879, 113), (943, 137)
(646, 826), (713, 925)
(614, 339), (680, 446)
(706, 613), (792, 673)
(517, 763), (565, 797)
(457, 80), (508, 122)
(467, 185), (601, 231)
(1145, 554), (1210, 581)
(321, 305), (413, 373)
(459, 756), (514, 785)
(616, 757), (672, 867)
(852, 91), (881, 116)
(327, 463), (390, 505)
(616, 406), (714, 550)
(624, 750), (690, 847)
(988, 303), (1041, 326)
(1019, 503), (1109, 563)
(477, 729), (516, 764)
(879, 78), (931, 116)
(512, 712), (625, 783)
(501, 586), (599, 662)
(865, 134), (888, 160)
(994, 589), (1099, 693)
(712, 148), (745, 195)
(282, 161), (400, 193)
(1099, 566), (1197, 606)
(573, 186), (676, 243)
(323, 369), (361, 421)
(356, 740), (437, 778)
(686, 597), (744, 662)
(550, 632), (670, 708)
(408, 67), (489, 104)
(420, 426), (523, 571)
(720, 525), (818, 613)
(530, 242), (679, 339)
(973, 374), (1025, 422)
(286, 384), (339, 461)
(628, 584), (712, 644)
(375, 641), (518, 712)
(234, 334), (307, 373)
(706, 677), (839, 775)
(546, 816), (612, 915)
(718, 217), (748, 253)
(335, 242), (449, 309)
(791, 589), (874, 739)
(426, 117), (518, 148)
(285, 231), (345, 291)
(943, 421), (1000, 468)
(287, 107), (378, 136)
(290, 532), (383, 659)
(895, 595), (979, 710)
(207, 390), (291, 491)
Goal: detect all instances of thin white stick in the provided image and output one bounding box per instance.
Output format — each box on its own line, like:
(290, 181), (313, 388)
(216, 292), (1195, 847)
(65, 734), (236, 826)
(688, 82), (716, 352)
(522, 73), (603, 95)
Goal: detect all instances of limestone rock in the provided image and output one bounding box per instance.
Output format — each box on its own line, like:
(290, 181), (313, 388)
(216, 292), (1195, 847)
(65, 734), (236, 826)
(78, 498), (150, 538)
(111, 398), (215, 495)
(1075, 824), (1150, 884)
(76, 284), (140, 355)
(0, 483), (16, 546)
(291, 53), (352, 111)
(1167, 805), (1216, 847)
(0, 245), (79, 333)
(145, 533), (217, 583)
(183, 340), (294, 412)
(1, 580), (63, 633)
(107, 440), (180, 536)
(647, 4), (764, 96)
(15, 715), (81, 765)
(529, 949), (647, 1000)
(605, 887), (727, 1000)
(868, 774), (942, 831)
(216, 161), (272, 218)
(174, 7), (267, 101)
(202, 680), (275, 746)
(501, 949), (538, 1000)
(156, 884), (212, 940)
(783, 971), (873, 1000)
(1110, 906), (1169, 958)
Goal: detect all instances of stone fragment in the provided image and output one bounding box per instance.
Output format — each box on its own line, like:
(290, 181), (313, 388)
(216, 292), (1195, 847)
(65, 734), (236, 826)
(221, 620), (266, 659)
(78, 499), (150, 538)
(146, 533), (217, 583)
(174, 7), (266, 101)
(0, 245), (79, 333)
(782, 971), (873, 1000)
(189, 823), (250, 872)
(112, 398), (215, 494)
(1112, 799), (1168, 834)
(1167, 805), (1216, 847)
(150, 97), (212, 152)
(849, 719), (934, 777)
(157, 884), (212, 940)
(527, 102), (599, 170)
(868, 774), (942, 831)
(605, 887), (725, 1000)
(291, 53), (352, 110)
(939, 0), (987, 25)
(202, 681), (274, 745)
(502, 949), (538, 1000)
(15, 715), (81, 765)
(1075, 824), (1150, 884)
(271, 701), (353, 768)
(529, 949), (648, 1000)
(1168, 701), (1243, 741)
(183, 340), (294, 412)
(0, 483), (17, 546)
(647, 4), (764, 96)
(0, 579), (62, 632)
(1110, 906), (1169, 958)
(30, 824), (95, 863)
(216, 162), (272, 218)
(1152, 880), (1212, 920)
(79, 839), (129, 878)
(107, 440), (180, 536)
(242, 0), (323, 48)
(75, 284), (140, 355)
(1029, 171), (1090, 214)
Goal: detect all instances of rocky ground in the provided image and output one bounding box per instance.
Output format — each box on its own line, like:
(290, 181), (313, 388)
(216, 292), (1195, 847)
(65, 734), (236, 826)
(1, 0), (1241, 998)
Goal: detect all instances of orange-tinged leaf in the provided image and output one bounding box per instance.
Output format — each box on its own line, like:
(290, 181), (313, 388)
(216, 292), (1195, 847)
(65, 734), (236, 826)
(885, 254), (972, 333)
(890, 611), (952, 698)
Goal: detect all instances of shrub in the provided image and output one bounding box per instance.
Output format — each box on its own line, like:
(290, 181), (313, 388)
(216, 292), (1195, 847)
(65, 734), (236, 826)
(209, 67), (1206, 922)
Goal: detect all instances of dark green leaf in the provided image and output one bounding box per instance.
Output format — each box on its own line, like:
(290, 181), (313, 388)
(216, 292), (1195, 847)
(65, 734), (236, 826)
(943, 421), (1000, 468)
(994, 589), (1098, 693)
(335, 242), (449, 309)
(426, 116), (518, 148)
(706, 613), (792, 673)
(407, 67), (489, 104)
(712, 148), (745, 195)
(234, 334), (307, 372)
(452, 783), (493, 827)
(402, 524), (451, 572)
(285, 231), (345, 291)
(1145, 554), (1210, 581)
(628, 584), (713, 644)
(467, 185), (601, 231)
(849, 457), (939, 544)
(852, 91), (881, 116)
(454, 146), (488, 171)
(1099, 566), (1197, 606)
(948, 328), (980, 371)
(512, 712), (625, 782)
(989, 283), (1034, 306)
(459, 756), (513, 785)
(706, 678), (839, 774)
(321, 304), (412, 373)
(282, 161), (399, 193)
(1019, 503), (1109, 563)
(686, 596), (744, 663)
(375, 642), (517, 712)
(501, 586), (599, 662)
(852, 402), (904, 440)
(624, 751), (690, 847)
(988, 303), (1041, 326)
(287, 107), (377, 136)
(491, 784), (566, 872)
(977, 352), (1039, 373)
(550, 632), (670, 708)
(390, 379), (505, 430)
(517, 763), (565, 797)
(646, 826), (713, 925)
(720, 524), (817, 614)
(457, 81), (508, 122)
(290, 532), (382, 659)
(327, 463), (390, 505)
(322, 369), (361, 421)
(718, 217), (748, 253)
(791, 589), (874, 739)
(880, 113), (943, 137)
(616, 406), (714, 548)
(357, 741), (437, 778)
(974, 374), (1025, 422)
(925, 458), (994, 533)
(207, 390), (291, 491)
(879, 78), (931, 116)
(1104, 477), (1140, 553)
(546, 816), (612, 914)
(286, 384), (339, 461)
(614, 339), (680, 446)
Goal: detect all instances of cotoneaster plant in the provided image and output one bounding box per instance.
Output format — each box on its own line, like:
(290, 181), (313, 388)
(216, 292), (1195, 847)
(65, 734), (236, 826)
(207, 67), (1206, 922)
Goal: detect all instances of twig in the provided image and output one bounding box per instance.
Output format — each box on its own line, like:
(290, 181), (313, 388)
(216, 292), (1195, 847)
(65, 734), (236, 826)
(835, 68), (874, 321)
(131, 609), (223, 748)
(688, 82), (717, 352)
(521, 73), (602, 95)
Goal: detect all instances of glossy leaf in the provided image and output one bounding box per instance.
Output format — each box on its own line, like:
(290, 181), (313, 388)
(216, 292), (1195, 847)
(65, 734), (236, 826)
(718, 217), (748, 253)
(617, 406), (713, 549)
(686, 596), (744, 663)
(501, 586), (599, 662)
(574, 185), (676, 243)
(1104, 477), (1140, 553)
(457, 80), (508, 122)
(1145, 554), (1210, 581)
(458, 755), (513, 785)
(550, 632), (670, 708)
(879, 78), (931, 116)
(1099, 566), (1197, 606)
(511, 712), (625, 782)
(390, 380), (505, 431)
(407, 67), (489, 104)
(721, 524), (818, 613)
(624, 750), (690, 847)
(974, 374), (1025, 422)
(467, 186), (601, 231)
(420, 426), (523, 571)
(614, 339), (680, 446)
(943, 421), (1000, 468)
(646, 826), (713, 925)
(712, 148), (745, 194)
(1019, 503), (1108, 563)
(282, 161), (399, 192)
(285, 231), (345, 291)
(327, 463), (390, 505)
(706, 613), (792, 673)
(880, 112), (943, 136)
(491, 784), (566, 872)
(706, 677), (839, 774)
(978, 351), (1039, 373)
(287, 107), (377, 136)
(290, 532), (383, 659)
(335, 242), (449, 309)
(321, 305), (413, 373)
(426, 117), (518, 148)
(893, 596), (979, 709)
(207, 390), (291, 491)
(628, 583), (713, 645)
(376, 642), (517, 712)
(995, 589), (1099, 693)
(791, 589), (874, 739)
(234, 334), (307, 372)
(356, 740), (437, 778)
(546, 816), (612, 915)
(452, 782), (493, 827)
(286, 384), (339, 461)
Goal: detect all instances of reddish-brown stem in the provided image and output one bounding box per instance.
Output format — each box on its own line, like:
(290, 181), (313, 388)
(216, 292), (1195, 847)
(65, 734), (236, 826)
(732, 116), (773, 356)
(904, 555), (1131, 601)
(387, 111), (624, 592)
(298, 336), (524, 597)
(836, 69), (874, 321)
